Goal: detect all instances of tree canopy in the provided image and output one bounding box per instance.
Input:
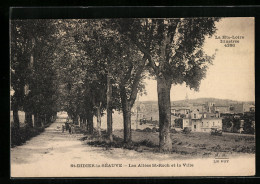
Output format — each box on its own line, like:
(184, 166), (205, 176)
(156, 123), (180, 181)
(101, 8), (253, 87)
(11, 18), (220, 150)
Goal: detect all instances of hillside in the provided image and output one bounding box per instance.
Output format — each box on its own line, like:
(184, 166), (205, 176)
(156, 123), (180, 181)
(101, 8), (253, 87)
(138, 98), (254, 106)
(173, 98), (254, 106)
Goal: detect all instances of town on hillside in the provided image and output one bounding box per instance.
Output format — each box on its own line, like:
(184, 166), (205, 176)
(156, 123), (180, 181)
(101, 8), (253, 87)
(133, 96), (255, 134)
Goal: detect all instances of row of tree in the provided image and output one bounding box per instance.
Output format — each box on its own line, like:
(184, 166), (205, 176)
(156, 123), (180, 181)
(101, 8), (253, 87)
(11, 20), (59, 129)
(11, 18), (220, 151)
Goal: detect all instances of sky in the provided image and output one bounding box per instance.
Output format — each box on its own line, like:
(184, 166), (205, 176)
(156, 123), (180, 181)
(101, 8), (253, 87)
(139, 17), (255, 102)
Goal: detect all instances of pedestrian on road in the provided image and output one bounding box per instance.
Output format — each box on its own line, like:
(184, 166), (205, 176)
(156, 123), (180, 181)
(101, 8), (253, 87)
(65, 122), (69, 131)
(69, 124), (71, 134)
(71, 124), (75, 134)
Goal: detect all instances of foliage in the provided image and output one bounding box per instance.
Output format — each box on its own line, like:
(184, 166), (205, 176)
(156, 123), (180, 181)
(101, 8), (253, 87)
(222, 113), (255, 134)
(174, 118), (183, 128)
(11, 19), (61, 125)
(116, 18), (220, 89)
(10, 18), (222, 147)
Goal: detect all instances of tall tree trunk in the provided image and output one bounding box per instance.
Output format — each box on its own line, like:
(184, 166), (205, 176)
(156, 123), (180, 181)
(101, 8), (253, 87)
(13, 103), (20, 129)
(120, 86), (132, 144)
(123, 102), (132, 144)
(34, 113), (42, 127)
(73, 115), (78, 125)
(87, 113), (94, 134)
(83, 118), (86, 130)
(77, 115), (80, 125)
(52, 112), (57, 122)
(106, 71), (113, 142)
(25, 111), (33, 128)
(96, 104), (102, 137)
(157, 76), (172, 152)
(47, 114), (52, 124)
(44, 114), (47, 125)
(79, 115), (85, 129)
(79, 116), (82, 128)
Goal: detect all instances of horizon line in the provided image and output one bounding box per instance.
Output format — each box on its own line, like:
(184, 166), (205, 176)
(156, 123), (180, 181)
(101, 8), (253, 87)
(138, 97), (255, 102)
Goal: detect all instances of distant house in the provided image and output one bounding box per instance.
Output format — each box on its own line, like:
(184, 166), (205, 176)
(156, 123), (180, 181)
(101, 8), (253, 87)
(229, 103), (255, 114)
(134, 103), (147, 120)
(182, 109), (222, 132)
(171, 107), (190, 116)
(133, 102), (159, 122)
(213, 105), (230, 114)
(192, 104), (206, 112)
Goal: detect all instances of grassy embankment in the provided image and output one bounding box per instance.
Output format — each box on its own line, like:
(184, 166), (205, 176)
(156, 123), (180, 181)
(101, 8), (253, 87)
(79, 128), (255, 156)
(10, 112), (54, 147)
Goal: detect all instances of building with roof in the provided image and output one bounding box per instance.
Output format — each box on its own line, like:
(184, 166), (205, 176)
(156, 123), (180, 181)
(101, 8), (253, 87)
(228, 103), (255, 114)
(182, 109), (222, 132)
(171, 107), (190, 116)
(213, 105), (230, 114)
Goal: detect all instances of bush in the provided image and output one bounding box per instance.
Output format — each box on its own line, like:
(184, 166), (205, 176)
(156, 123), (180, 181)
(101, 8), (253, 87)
(170, 128), (178, 133)
(151, 127), (159, 132)
(174, 118), (183, 128)
(138, 140), (157, 148)
(143, 127), (152, 132)
(183, 127), (191, 134)
(152, 127), (157, 133)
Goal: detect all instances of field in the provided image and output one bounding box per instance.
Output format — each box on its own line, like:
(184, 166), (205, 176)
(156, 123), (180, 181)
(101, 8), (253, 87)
(79, 111), (255, 157)
(84, 126), (255, 158)
(112, 130), (255, 156)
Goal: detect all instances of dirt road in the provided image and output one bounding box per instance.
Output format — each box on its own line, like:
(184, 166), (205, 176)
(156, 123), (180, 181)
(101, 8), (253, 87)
(11, 119), (255, 177)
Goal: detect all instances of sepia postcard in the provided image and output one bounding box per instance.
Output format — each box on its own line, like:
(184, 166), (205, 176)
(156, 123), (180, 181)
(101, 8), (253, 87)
(10, 13), (255, 177)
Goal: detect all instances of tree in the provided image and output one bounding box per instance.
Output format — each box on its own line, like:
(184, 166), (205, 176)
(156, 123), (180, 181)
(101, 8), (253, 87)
(117, 18), (220, 151)
(54, 19), (109, 135)
(78, 19), (148, 143)
(97, 20), (147, 143)
(76, 20), (109, 135)
(54, 23), (88, 128)
(11, 19), (61, 128)
(10, 20), (30, 129)
(28, 20), (60, 127)
(115, 47), (147, 144)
